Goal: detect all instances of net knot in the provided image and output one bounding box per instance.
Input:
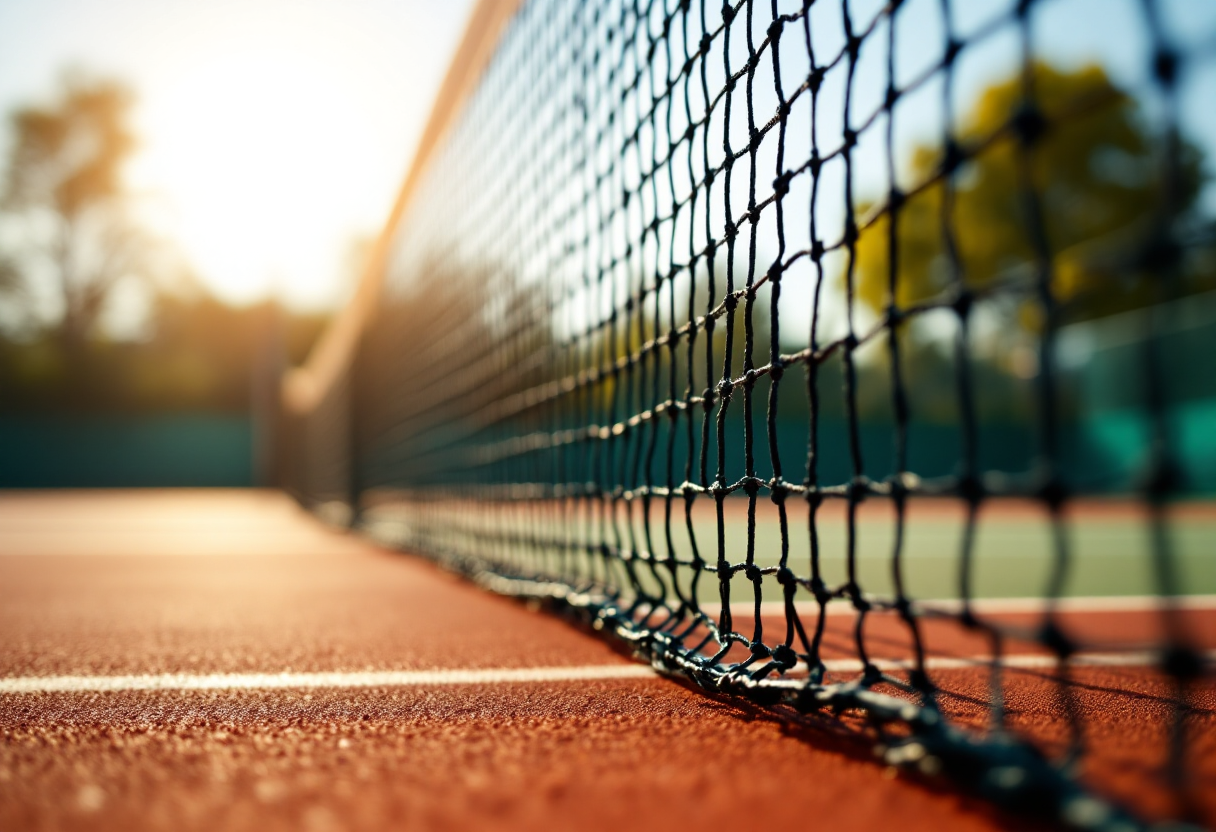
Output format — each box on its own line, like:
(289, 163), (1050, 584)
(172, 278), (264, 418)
(721, 3), (736, 24)
(772, 170), (791, 197)
(1135, 232), (1181, 273)
(949, 602), (977, 629)
(940, 139), (965, 177)
(1038, 621), (1076, 659)
(767, 18), (783, 42)
(951, 287), (974, 319)
(768, 360), (784, 381)
(749, 642), (771, 659)
(776, 567), (796, 587)
(1154, 49), (1178, 86)
(842, 218), (859, 247)
(887, 473), (909, 503)
(957, 472), (984, 506)
(845, 34), (861, 62)
(772, 643), (797, 669)
(1141, 455), (1181, 500)
(944, 38), (962, 67)
(846, 477), (867, 504)
(768, 479), (788, 503)
(1161, 645), (1204, 681)
(909, 669), (934, 694)
(1012, 104), (1047, 148)
(744, 563), (762, 583)
(1035, 472), (1067, 511)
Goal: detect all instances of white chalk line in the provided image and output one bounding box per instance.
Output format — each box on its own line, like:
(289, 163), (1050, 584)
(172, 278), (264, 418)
(0, 665), (657, 695)
(5, 650), (1210, 695)
(829, 649), (1216, 674)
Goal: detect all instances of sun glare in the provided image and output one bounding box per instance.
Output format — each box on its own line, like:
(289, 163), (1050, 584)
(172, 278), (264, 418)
(132, 46), (386, 308)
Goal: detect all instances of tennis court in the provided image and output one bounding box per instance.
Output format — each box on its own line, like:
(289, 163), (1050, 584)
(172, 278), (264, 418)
(5, 0), (1216, 829)
(1, 489), (1213, 831)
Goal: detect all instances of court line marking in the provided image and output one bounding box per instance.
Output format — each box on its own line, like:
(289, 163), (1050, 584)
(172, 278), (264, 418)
(5, 651), (1210, 694)
(0, 665), (657, 694)
(822, 649), (1216, 675)
(0, 661), (661, 695)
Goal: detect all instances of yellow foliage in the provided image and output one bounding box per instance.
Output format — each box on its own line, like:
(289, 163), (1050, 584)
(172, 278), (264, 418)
(848, 62), (1207, 324)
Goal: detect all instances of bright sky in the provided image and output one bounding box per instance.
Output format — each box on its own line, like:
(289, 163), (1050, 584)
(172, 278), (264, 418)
(2, 0), (1213, 317)
(0, 0), (474, 310)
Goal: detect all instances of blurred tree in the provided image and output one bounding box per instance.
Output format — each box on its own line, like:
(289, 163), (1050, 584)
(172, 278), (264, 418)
(0, 74), (152, 348)
(0, 293), (330, 414)
(850, 62), (1211, 326)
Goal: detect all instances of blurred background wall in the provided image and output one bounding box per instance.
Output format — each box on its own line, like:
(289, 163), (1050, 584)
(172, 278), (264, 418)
(0, 75), (329, 487)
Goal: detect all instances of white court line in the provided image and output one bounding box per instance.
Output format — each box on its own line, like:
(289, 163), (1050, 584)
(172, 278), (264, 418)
(0, 665), (657, 695)
(4, 651), (1210, 695)
(822, 650), (1216, 675)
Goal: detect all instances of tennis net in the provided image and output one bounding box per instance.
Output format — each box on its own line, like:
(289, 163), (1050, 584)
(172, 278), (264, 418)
(281, 0), (1216, 828)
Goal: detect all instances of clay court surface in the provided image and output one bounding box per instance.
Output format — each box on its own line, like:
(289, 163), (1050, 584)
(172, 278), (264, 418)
(2, 490), (1214, 831)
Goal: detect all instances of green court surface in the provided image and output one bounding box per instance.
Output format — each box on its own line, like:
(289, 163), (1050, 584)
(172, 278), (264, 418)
(365, 500), (1216, 604)
(728, 510), (1216, 601)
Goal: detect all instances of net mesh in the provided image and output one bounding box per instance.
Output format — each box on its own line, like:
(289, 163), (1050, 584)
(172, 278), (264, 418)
(282, 0), (1216, 827)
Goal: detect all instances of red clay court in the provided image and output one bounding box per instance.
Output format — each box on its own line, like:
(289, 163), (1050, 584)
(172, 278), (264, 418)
(2, 490), (1214, 831)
